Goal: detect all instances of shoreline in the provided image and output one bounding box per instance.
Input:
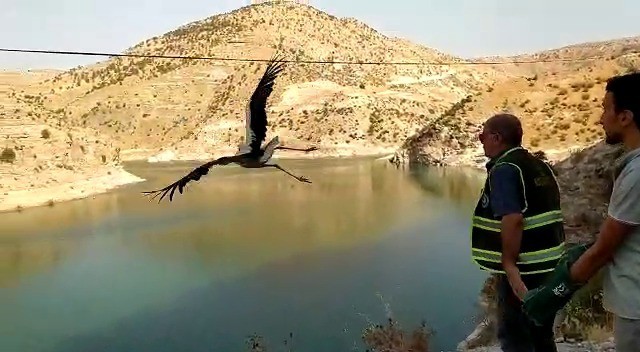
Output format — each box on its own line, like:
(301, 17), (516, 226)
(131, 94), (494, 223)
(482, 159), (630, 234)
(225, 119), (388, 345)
(123, 145), (399, 163)
(0, 143), (492, 216)
(0, 166), (146, 214)
(0, 148), (397, 214)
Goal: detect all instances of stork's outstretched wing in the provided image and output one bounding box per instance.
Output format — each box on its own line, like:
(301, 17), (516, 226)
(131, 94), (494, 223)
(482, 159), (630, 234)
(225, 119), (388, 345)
(141, 156), (238, 203)
(244, 53), (286, 153)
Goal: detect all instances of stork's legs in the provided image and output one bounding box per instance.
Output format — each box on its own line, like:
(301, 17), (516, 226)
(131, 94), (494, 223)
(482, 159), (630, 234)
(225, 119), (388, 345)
(266, 164), (311, 183)
(275, 146), (318, 152)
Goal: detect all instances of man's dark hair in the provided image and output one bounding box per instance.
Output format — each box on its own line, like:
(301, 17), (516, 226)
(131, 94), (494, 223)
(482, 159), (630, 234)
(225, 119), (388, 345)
(606, 72), (640, 129)
(486, 113), (523, 147)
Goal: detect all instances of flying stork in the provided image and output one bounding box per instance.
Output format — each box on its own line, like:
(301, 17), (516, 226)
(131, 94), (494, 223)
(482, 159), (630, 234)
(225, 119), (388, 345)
(142, 54), (318, 203)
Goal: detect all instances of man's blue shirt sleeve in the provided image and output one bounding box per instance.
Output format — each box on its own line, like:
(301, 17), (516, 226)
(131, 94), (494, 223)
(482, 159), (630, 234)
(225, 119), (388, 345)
(489, 164), (525, 218)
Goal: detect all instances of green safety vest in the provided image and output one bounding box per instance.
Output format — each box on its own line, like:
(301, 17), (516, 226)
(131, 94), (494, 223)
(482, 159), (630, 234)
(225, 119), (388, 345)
(471, 146), (566, 275)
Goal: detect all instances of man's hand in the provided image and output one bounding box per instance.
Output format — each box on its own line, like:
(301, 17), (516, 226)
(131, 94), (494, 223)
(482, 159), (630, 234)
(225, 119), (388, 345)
(506, 266), (528, 300)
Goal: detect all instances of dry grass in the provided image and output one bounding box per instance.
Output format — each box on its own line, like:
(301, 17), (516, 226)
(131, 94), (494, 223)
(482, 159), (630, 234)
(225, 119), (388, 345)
(245, 316), (432, 352)
(245, 295), (432, 352)
(361, 318), (432, 352)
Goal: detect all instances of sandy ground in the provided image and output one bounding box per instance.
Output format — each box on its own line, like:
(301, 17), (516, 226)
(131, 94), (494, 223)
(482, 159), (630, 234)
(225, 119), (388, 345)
(0, 166), (145, 213)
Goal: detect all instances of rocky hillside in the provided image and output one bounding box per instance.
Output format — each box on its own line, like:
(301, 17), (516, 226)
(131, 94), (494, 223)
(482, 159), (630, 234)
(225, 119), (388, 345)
(0, 70), (142, 212)
(3, 3), (498, 163)
(392, 36), (640, 167)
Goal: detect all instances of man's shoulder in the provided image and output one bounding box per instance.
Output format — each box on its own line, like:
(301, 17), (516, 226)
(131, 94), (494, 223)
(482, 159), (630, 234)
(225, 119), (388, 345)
(615, 157), (640, 190)
(492, 161), (522, 174)
(624, 154), (640, 173)
(489, 163), (521, 184)
(608, 155), (640, 226)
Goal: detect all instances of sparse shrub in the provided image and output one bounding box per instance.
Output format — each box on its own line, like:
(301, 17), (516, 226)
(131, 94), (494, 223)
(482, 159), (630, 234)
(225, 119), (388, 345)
(41, 129), (51, 139)
(557, 122), (571, 130)
(0, 148), (16, 163)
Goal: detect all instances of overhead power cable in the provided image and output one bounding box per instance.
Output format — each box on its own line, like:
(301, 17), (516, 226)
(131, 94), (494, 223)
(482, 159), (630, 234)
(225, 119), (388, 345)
(0, 47), (638, 66)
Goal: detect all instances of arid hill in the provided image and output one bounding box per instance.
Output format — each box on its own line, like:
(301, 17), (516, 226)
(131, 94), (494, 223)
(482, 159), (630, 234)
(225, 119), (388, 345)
(4, 3), (498, 164)
(0, 2), (501, 211)
(0, 70), (142, 212)
(2, 2), (638, 217)
(394, 36), (640, 167)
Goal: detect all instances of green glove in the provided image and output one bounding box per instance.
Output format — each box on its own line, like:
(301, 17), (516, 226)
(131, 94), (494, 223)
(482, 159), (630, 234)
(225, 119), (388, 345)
(521, 242), (593, 326)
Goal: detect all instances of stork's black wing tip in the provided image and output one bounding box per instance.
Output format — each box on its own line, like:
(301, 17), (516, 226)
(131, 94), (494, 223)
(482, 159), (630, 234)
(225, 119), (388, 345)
(269, 51), (287, 66)
(141, 184), (179, 204)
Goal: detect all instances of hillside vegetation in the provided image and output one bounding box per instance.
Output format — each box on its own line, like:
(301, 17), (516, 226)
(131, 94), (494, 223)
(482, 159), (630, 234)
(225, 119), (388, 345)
(393, 36), (640, 167)
(3, 3), (497, 163)
(0, 70), (142, 212)
(1, 3), (501, 211)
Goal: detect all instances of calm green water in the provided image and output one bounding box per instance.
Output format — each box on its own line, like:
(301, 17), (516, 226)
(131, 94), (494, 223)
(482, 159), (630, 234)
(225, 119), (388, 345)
(0, 157), (488, 352)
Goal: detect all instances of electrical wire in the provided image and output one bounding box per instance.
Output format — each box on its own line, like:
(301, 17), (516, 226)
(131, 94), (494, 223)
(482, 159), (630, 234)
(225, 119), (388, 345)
(1, 47), (637, 66)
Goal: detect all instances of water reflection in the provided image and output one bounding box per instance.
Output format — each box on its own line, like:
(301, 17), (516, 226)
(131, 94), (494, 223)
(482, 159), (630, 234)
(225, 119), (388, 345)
(123, 159), (435, 278)
(0, 239), (80, 288)
(407, 164), (485, 209)
(1, 158), (430, 287)
(0, 157), (488, 352)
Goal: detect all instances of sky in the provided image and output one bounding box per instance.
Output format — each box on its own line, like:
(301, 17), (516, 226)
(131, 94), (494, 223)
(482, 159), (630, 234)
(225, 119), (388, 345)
(1, 0), (639, 70)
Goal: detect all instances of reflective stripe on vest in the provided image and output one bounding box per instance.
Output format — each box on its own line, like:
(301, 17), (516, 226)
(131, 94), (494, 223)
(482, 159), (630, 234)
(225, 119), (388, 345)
(470, 210), (565, 274)
(471, 242), (566, 265)
(472, 210), (564, 232)
(471, 259), (560, 275)
(471, 147), (565, 275)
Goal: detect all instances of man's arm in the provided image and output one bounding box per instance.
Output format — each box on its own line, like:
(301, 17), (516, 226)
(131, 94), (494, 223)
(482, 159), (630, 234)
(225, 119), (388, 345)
(489, 164), (528, 299)
(502, 213), (527, 298)
(570, 217), (635, 283)
(570, 166), (640, 283)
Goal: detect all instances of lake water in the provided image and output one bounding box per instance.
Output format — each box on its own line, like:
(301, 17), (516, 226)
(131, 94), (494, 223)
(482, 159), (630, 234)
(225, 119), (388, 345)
(0, 157), (489, 352)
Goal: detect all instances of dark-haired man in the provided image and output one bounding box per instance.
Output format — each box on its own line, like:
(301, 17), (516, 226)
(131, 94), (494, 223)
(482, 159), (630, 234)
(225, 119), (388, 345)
(471, 113), (565, 351)
(528, 72), (640, 351)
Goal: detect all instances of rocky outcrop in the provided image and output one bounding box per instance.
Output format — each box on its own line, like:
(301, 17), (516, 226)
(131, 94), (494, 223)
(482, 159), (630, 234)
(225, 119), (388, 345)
(389, 98), (483, 168)
(554, 142), (625, 243)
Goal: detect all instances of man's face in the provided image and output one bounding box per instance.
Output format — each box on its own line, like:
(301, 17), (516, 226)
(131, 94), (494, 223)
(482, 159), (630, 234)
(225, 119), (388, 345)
(600, 91), (631, 145)
(478, 124), (501, 158)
